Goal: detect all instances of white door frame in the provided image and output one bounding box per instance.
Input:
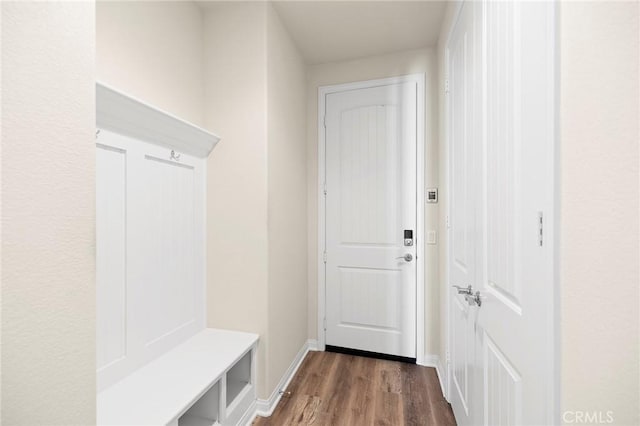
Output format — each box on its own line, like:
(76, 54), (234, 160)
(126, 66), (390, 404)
(443, 0), (560, 421)
(317, 74), (426, 364)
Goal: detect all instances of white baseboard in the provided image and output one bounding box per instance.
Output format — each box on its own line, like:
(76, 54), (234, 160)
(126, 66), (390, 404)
(416, 354), (448, 402)
(306, 338), (319, 351)
(436, 359), (448, 401)
(250, 339), (318, 422)
(418, 354), (439, 368)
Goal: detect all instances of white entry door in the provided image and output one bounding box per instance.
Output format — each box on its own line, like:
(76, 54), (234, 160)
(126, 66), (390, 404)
(447, 1), (556, 425)
(324, 79), (419, 359)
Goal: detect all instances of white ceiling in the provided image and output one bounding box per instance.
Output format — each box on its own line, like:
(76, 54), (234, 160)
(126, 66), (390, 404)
(272, 1), (447, 65)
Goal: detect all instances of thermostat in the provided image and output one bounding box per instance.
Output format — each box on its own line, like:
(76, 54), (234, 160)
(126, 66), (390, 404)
(426, 188), (438, 203)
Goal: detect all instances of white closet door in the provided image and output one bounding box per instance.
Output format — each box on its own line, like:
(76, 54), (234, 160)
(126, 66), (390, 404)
(447, 2), (483, 424)
(447, 1), (556, 425)
(478, 2), (556, 424)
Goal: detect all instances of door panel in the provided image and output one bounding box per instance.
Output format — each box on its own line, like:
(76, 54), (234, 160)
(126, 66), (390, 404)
(448, 2), (482, 424)
(338, 267), (401, 330)
(325, 81), (417, 358)
(452, 296), (470, 415)
(485, 0), (523, 312)
(339, 105), (399, 247)
(484, 333), (522, 426)
(448, 1), (555, 425)
(479, 1), (556, 424)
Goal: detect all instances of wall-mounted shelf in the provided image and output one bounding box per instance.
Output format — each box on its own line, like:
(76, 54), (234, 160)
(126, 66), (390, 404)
(96, 82), (220, 158)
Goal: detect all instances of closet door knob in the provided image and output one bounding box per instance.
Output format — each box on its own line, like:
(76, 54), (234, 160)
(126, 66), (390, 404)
(396, 253), (413, 262)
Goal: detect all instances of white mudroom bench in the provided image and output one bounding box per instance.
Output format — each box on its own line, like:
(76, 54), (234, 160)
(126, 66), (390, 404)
(98, 328), (258, 426)
(96, 84), (257, 425)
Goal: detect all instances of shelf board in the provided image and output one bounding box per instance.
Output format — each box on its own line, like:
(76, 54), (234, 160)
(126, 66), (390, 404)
(226, 381), (253, 416)
(178, 414), (219, 426)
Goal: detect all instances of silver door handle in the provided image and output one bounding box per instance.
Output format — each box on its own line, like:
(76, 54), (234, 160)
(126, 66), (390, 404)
(452, 285), (473, 295)
(465, 291), (482, 307)
(396, 253), (413, 262)
(452, 285), (482, 307)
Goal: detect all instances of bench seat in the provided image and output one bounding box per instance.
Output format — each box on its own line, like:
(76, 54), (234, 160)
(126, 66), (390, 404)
(98, 328), (259, 426)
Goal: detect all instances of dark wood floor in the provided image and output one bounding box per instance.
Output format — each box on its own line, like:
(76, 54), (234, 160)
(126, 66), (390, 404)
(253, 351), (456, 426)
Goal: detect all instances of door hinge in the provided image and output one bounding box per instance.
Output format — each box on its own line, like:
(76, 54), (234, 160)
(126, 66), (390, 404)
(323, 116), (326, 128)
(445, 79), (450, 94)
(538, 212), (544, 247)
(323, 182), (327, 196)
(446, 215), (451, 229)
(323, 251), (327, 263)
(323, 318), (327, 330)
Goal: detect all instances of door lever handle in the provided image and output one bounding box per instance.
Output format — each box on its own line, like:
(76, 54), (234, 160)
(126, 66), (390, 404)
(452, 285), (473, 295)
(396, 253), (413, 262)
(452, 285), (483, 307)
(464, 291), (483, 307)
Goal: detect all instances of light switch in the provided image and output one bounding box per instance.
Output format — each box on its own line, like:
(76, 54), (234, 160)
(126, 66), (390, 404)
(427, 230), (437, 245)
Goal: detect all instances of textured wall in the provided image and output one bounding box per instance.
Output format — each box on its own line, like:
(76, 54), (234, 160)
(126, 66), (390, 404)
(560, 2), (639, 424)
(97, 1), (205, 126)
(203, 1), (271, 399)
(1, 2), (96, 424)
(266, 3), (308, 399)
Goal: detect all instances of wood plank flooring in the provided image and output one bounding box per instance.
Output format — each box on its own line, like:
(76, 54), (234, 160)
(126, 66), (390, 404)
(253, 351), (456, 426)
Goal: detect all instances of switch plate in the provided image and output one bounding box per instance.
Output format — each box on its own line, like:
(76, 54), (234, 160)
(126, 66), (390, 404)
(427, 231), (437, 245)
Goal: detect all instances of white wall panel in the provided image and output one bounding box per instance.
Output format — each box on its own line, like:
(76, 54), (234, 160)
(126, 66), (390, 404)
(141, 155), (197, 347)
(96, 145), (127, 372)
(97, 129), (206, 391)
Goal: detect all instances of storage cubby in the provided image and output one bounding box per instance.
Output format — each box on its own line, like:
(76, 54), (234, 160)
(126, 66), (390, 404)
(226, 351), (252, 408)
(178, 382), (221, 426)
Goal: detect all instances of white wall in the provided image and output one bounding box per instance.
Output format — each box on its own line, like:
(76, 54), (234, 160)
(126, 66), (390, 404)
(1, 2), (96, 424)
(266, 4), (309, 397)
(560, 2), (639, 424)
(305, 48), (440, 360)
(203, 1), (270, 399)
(96, 1), (205, 126)
(204, 1), (309, 401)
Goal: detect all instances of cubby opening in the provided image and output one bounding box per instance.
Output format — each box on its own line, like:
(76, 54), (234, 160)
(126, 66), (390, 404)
(226, 351), (252, 409)
(178, 382), (220, 426)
